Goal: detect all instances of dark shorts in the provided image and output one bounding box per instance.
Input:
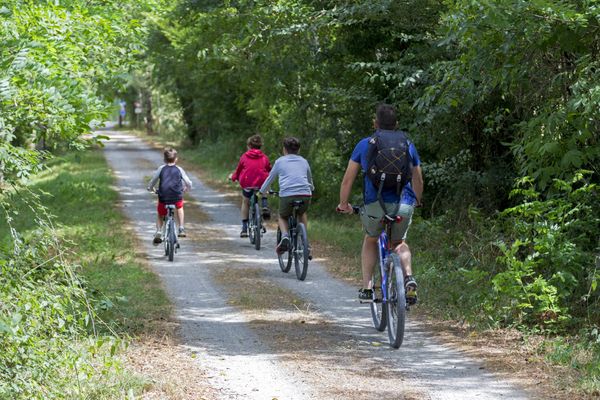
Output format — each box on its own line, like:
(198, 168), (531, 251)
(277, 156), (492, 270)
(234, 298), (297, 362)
(279, 196), (311, 218)
(242, 188), (259, 199)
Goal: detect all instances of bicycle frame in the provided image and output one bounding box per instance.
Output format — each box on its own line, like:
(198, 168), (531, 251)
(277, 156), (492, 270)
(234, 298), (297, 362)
(376, 221), (393, 305)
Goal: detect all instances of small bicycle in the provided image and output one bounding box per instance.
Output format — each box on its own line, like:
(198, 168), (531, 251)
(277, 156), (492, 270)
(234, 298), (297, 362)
(270, 191), (310, 281)
(346, 205), (411, 348)
(150, 189), (179, 262)
(162, 203), (179, 262)
(246, 187), (265, 251)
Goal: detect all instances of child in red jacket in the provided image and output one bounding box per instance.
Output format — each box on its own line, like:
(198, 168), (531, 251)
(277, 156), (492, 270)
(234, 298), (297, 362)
(230, 134), (272, 237)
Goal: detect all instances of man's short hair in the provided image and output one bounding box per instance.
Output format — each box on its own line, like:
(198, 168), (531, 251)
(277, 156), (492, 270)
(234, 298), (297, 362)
(376, 104), (397, 130)
(164, 148), (177, 163)
(247, 134), (263, 149)
(283, 137), (300, 154)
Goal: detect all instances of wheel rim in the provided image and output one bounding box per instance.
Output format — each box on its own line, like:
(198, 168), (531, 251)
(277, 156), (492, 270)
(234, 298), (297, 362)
(386, 256), (406, 348)
(294, 224), (309, 280)
(370, 265), (386, 331)
(254, 204), (261, 250)
(277, 229), (292, 272)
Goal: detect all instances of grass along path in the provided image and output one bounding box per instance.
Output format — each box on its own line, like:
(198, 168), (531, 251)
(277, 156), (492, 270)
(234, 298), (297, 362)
(0, 149), (215, 399)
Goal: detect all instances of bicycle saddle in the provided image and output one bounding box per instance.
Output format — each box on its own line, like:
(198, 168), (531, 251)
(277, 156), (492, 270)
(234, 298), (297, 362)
(292, 200), (305, 206)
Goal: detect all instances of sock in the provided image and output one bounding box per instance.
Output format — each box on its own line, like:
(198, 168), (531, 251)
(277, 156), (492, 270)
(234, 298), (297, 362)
(242, 219), (248, 230)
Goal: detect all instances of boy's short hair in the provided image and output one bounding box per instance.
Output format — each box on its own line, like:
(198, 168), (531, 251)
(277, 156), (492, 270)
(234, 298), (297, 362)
(247, 134), (263, 149)
(376, 104), (397, 130)
(164, 148), (177, 163)
(283, 137), (300, 154)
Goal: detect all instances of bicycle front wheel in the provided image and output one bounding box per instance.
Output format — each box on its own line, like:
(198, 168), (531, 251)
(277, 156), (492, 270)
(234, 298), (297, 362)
(294, 223), (309, 281)
(277, 228), (292, 273)
(386, 253), (406, 348)
(370, 261), (387, 332)
(253, 203), (262, 250)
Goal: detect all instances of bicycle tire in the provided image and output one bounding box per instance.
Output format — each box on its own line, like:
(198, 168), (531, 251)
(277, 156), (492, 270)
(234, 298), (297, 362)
(386, 253), (406, 348)
(253, 202), (262, 250)
(370, 260), (387, 332)
(277, 228), (292, 273)
(248, 204), (256, 245)
(163, 220), (168, 256)
(294, 223), (309, 281)
(168, 219), (176, 262)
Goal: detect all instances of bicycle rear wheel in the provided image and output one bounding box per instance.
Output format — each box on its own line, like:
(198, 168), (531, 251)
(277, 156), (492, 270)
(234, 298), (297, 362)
(253, 203), (262, 250)
(277, 228), (292, 272)
(386, 253), (406, 348)
(163, 224), (169, 255)
(370, 261), (387, 332)
(294, 223), (309, 281)
(167, 219), (176, 262)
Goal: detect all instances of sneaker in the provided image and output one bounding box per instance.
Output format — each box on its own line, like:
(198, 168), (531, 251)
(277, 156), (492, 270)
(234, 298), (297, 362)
(153, 232), (162, 245)
(240, 229), (248, 238)
(262, 207), (271, 220)
(276, 235), (290, 254)
(178, 227), (186, 238)
(358, 288), (373, 303)
(307, 245), (313, 261)
(405, 276), (418, 305)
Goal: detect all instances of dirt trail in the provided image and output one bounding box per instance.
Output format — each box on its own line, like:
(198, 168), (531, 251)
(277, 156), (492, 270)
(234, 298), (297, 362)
(103, 131), (531, 399)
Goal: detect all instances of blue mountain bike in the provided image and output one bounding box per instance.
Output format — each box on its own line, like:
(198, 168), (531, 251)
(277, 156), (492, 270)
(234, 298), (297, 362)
(352, 205), (410, 348)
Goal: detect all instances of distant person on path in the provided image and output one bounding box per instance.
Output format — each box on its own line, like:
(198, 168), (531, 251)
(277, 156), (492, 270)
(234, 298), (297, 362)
(260, 137), (314, 255)
(147, 148), (193, 243)
(337, 104), (423, 303)
(229, 134), (272, 237)
(118, 100), (126, 128)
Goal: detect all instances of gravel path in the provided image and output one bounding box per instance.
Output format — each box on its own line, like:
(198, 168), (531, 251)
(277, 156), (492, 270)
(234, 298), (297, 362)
(103, 131), (531, 400)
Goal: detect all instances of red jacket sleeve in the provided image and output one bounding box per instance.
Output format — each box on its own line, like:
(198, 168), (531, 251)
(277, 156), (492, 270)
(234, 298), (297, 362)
(231, 156), (245, 182)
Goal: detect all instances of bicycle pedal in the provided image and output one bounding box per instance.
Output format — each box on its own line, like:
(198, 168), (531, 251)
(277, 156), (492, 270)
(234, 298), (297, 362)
(359, 299), (374, 304)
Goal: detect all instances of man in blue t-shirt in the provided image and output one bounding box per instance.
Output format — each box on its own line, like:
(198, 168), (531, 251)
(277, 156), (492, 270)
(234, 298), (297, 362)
(337, 104), (423, 303)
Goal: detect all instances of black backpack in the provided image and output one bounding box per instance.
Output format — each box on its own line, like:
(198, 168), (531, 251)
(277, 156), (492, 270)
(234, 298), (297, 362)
(365, 130), (412, 195)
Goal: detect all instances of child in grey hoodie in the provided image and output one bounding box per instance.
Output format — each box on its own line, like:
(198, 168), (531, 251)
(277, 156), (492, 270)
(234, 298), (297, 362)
(260, 137), (314, 254)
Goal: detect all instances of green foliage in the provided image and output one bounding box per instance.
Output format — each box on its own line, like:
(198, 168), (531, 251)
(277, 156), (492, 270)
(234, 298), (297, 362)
(0, 204), (125, 398)
(0, 149), (168, 397)
(0, 0), (153, 189)
(493, 172), (600, 330)
(142, 0), (600, 337)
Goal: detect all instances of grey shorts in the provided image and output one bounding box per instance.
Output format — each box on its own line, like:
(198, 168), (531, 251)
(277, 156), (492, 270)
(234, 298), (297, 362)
(360, 202), (414, 241)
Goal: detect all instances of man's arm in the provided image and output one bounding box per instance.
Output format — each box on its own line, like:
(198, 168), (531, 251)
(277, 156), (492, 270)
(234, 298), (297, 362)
(337, 159), (361, 213)
(411, 165), (423, 206)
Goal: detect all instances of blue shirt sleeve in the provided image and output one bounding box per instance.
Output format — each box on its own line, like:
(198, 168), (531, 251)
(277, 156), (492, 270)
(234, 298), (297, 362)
(350, 138), (369, 169)
(409, 142), (420, 167)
